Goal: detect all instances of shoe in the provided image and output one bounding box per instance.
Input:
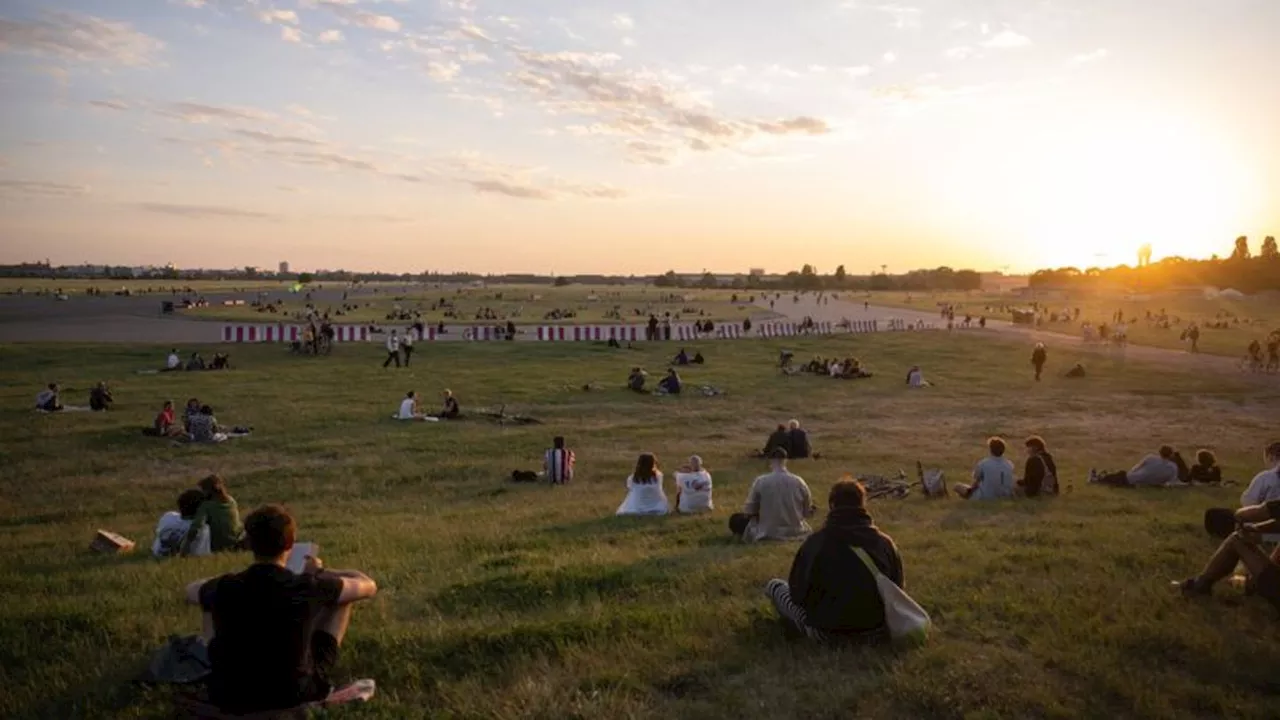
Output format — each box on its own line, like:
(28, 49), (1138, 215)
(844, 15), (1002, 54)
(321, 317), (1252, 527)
(1173, 578), (1208, 597)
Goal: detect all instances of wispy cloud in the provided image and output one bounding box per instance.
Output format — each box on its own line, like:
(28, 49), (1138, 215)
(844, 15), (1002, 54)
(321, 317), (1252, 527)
(133, 202), (279, 219)
(1068, 48), (1109, 66)
(88, 99), (131, 111)
(0, 179), (89, 197)
(0, 11), (164, 67)
(312, 0), (401, 33)
(258, 9), (299, 25)
(982, 29), (1031, 49)
(426, 61), (461, 83)
(611, 14), (635, 31)
(318, 29), (344, 44)
(281, 27), (302, 44)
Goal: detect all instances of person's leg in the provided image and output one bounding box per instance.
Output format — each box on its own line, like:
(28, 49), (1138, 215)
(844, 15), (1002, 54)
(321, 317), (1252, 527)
(382, 352), (392, 368)
(1096, 471), (1129, 486)
(314, 602), (356, 645)
(1186, 534), (1256, 592)
(765, 579), (825, 641)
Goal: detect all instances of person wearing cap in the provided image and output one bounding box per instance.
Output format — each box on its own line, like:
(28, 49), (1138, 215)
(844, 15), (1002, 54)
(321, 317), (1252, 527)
(729, 448), (815, 542)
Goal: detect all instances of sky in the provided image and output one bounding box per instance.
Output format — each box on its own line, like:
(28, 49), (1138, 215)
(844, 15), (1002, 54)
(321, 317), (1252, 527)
(1, 0), (1278, 275)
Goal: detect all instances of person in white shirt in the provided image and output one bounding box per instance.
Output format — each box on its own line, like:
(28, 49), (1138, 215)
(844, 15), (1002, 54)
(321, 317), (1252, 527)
(166, 349), (181, 371)
(1091, 446), (1180, 487)
(956, 437), (1015, 500)
(397, 391), (426, 421)
(616, 453), (669, 516)
(1242, 441), (1280, 506)
(675, 455), (714, 514)
(729, 449), (815, 541)
(401, 330), (415, 367)
(906, 365), (930, 388)
(544, 436), (575, 485)
(153, 489), (212, 558)
(382, 331), (401, 368)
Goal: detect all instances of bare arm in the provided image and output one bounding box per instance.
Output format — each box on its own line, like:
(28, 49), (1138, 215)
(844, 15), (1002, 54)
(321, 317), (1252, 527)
(322, 570), (378, 604)
(185, 577), (213, 605)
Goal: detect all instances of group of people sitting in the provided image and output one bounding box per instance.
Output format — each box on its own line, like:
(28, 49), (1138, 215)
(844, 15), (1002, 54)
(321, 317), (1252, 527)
(152, 475), (246, 558)
(761, 419), (815, 460)
(146, 397), (245, 442)
(796, 356), (873, 380)
(614, 453), (715, 515)
(165, 349), (230, 372)
(395, 389), (461, 421)
(34, 381), (114, 412)
(951, 436), (1060, 500)
(672, 348), (705, 366)
(628, 367), (683, 395)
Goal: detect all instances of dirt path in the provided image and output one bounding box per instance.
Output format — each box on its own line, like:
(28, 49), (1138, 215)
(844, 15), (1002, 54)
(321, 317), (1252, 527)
(759, 295), (1261, 377)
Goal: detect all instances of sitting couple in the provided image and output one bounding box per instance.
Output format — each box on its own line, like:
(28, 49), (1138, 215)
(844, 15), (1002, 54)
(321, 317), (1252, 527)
(184, 504), (378, 715)
(954, 436), (1059, 500)
(1089, 445), (1192, 487)
(396, 389), (461, 421)
(761, 419), (813, 460)
(615, 453), (714, 515)
(153, 475), (245, 558)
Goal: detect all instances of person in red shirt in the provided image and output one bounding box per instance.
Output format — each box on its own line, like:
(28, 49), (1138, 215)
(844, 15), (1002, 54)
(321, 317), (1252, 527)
(148, 400), (183, 437)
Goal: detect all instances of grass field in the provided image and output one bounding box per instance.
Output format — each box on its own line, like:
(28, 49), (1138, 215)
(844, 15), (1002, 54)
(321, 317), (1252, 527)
(867, 290), (1280, 358)
(178, 285), (759, 326)
(2, 333), (1279, 719)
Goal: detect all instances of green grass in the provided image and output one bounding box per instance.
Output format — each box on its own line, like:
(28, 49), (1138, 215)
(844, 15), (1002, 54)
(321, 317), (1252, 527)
(865, 289), (1280, 358)
(2, 333), (1278, 719)
(178, 285), (756, 326)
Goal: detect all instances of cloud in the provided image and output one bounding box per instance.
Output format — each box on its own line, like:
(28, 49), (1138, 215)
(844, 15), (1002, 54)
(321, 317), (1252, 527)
(231, 129), (322, 146)
(882, 52), (897, 64)
(624, 140), (673, 165)
(0, 11), (164, 67)
(285, 104), (315, 118)
(875, 4), (922, 29)
(281, 27), (302, 43)
(754, 117), (830, 135)
(458, 21), (494, 43)
(1068, 48), (1109, 66)
(982, 29), (1031, 49)
(426, 61), (461, 82)
(89, 99), (130, 111)
(945, 46), (975, 61)
(314, 0), (401, 32)
(611, 14), (635, 30)
(318, 29), (344, 44)
(470, 179), (553, 200)
(0, 179), (88, 197)
(134, 202), (278, 219)
(258, 10), (299, 25)
(158, 101), (273, 124)
(843, 65), (872, 78)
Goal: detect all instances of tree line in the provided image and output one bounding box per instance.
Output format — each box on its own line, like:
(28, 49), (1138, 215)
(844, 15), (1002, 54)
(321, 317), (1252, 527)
(1030, 235), (1279, 292)
(653, 265), (983, 292)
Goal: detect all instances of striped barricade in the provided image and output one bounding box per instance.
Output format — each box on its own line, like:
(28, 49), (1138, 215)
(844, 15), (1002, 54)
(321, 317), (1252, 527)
(463, 326), (508, 341)
(222, 324), (271, 343)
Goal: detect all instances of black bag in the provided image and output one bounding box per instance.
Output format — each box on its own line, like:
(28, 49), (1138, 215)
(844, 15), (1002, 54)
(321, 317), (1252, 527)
(139, 634), (211, 685)
(1204, 508), (1237, 539)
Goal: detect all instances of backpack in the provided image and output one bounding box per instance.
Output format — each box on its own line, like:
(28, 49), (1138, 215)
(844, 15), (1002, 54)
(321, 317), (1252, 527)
(139, 634), (211, 685)
(852, 549), (931, 645)
(918, 461), (947, 498)
(1038, 455), (1059, 495)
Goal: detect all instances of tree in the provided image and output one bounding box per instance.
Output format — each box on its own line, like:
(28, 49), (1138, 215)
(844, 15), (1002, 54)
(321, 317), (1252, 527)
(1231, 236), (1251, 261)
(653, 270), (679, 288)
(834, 265), (847, 284)
(297, 272), (314, 285)
(698, 272), (718, 288)
(553, 276), (571, 286)
(800, 264), (817, 277)
(1262, 236), (1278, 260)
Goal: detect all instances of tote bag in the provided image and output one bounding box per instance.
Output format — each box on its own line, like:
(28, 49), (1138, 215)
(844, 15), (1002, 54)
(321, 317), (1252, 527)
(853, 548), (931, 645)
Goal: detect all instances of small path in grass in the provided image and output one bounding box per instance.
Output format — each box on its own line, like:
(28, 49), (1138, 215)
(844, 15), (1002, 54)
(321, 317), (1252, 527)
(760, 294), (1269, 379)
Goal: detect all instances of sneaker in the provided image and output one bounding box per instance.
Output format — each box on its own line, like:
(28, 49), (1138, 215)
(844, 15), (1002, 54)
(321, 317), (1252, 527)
(1172, 578), (1209, 597)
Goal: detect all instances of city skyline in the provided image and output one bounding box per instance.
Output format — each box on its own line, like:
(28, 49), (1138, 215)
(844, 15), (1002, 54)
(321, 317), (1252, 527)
(2, 0), (1278, 274)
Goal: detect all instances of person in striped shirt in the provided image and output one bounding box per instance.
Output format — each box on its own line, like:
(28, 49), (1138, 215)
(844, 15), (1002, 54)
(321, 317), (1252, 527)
(544, 436), (575, 485)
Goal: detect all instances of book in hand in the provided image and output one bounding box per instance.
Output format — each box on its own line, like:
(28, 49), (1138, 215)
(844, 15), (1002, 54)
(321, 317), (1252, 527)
(285, 542), (318, 574)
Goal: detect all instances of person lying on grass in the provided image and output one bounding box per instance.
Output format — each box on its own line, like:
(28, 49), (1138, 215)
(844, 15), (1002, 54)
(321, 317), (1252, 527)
(730, 448), (815, 542)
(766, 479), (903, 645)
(181, 474), (244, 556)
(1175, 500), (1280, 611)
(35, 382), (63, 412)
(1090, 445), (1181, 487)
(675, 455), (713, 514)
(616, 453), (669, 516)
(955, 437), (1015, 500)
(154, 488), (211, 558)
(184, 504), (378, 716)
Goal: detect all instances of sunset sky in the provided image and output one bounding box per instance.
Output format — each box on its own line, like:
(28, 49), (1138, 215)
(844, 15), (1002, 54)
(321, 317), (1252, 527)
(1, 0), (1278, 275)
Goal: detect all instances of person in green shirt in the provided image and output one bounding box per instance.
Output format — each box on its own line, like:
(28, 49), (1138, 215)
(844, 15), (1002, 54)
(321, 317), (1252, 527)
(182, 474), (245, 555)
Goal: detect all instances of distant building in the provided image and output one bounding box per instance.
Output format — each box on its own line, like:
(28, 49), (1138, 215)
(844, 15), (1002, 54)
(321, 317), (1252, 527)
(279, 261), (290, 275)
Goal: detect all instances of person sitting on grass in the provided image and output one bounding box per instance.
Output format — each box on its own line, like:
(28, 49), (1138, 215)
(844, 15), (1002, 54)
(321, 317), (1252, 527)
(35, 382), (63, 412)
(182, 474), (245, 555)
(544, 436), (575, 485)
(184, 504), (378, 716)
(153, 488), (211, 558)
(147, 400), (184, 437)
(693, 351), (705, 365)
(210, 352), (231, 370)
(762, 424), (790, 457)
(1241, 441), (1280, 506)
(628, 367), (648, 393)
(186, 352), (206, 371)
(616, 453), (669, 516)
(1187, 449), (1223, 485)
(1174, 500), (1280, 613)
(436, 389), (461, 420)
(786, 419), (813, 460)
(657, 368), (683, 395)
(1065, 363), (1087, 378)
(955, 437), (1015, 500)
(397, 391), (426, 421)
(188, 404), (228, 443)
(765, 479), (903, 645)
(183, 397), (201, 432)
(165, 349), (181, 372)
(906, 366), (930, 388)
(673, 348), (690, 366)
(675, 455), (714, 514)
(89, 381), (113, 412)
(1090, 445), (1180, 487)
(1016, 435), (1059, 497)
(730, 448), (816, 542)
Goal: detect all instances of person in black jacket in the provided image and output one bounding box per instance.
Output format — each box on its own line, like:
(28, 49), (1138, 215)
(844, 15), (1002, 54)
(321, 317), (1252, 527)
(762, 424), (789, 456)
(1017, 435), (1059, 497)
(1031, 343), (1048, 381)
(1188, 449), (1222, 484)
(786, 419), (812, 460)
(764, 479), (903, 644)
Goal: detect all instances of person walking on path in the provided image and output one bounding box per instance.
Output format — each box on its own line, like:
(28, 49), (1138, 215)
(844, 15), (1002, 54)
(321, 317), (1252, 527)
(382, 330), (401, 369)
(1031, 343), (1047, 382)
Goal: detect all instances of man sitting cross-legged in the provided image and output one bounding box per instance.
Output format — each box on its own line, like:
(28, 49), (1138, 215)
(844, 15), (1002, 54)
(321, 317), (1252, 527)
(766, 479), (903, 645)
(184, 505), (378, 716)
(1175, 500), (1280, 612)
(729, 448), (816, 542)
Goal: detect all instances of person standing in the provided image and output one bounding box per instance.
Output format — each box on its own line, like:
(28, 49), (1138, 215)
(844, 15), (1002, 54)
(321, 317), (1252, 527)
(382, 330), (401, 368)
(401, 329), (415, 367)
(1031, 343), (1047, 381)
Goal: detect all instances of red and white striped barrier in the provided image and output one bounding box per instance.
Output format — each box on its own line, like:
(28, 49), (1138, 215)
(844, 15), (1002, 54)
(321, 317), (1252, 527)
(462, 326), (509, 341)
(535, 325), (645, 342)
(221, 324), (371, 343)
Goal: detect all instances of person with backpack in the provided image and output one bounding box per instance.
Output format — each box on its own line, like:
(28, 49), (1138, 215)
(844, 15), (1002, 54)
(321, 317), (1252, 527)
(1031, 343), (1048, 381)
(765, 479), (903, 644)
(1017, 435), (1059, 497)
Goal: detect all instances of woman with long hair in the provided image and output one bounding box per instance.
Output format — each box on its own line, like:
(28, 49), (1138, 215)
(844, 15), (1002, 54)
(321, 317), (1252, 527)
(182, 474), (245, 554)
(616, 453), (669, 516)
